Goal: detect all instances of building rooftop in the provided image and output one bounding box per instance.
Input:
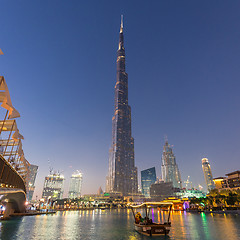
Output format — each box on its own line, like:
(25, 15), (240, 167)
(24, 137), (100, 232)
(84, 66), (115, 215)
(225, 170), (240, 176)
(213, 177), (226, 180)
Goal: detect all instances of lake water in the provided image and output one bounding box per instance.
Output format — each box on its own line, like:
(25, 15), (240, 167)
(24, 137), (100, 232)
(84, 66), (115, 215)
(0, 209), (240, 240)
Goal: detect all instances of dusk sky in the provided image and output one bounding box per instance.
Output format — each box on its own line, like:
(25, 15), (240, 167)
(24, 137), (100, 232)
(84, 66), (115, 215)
(1, 1), (240, 198)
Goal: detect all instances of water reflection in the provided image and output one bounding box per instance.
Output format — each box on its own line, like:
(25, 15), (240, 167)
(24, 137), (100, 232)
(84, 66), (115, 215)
(151, 210), (240, 240)
(158, 210), (160, 223)
(200, 213), (211, 240)
(0, 217), (22, 239)
(0, 210), (239, 240)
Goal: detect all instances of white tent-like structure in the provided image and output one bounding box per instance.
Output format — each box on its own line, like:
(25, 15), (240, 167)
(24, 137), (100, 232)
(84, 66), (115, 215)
(0, 76), (30, 183)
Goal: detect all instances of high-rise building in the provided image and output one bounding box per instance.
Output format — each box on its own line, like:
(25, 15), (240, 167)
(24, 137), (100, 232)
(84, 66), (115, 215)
(106, 16), (138, 196)
(213, 170), (240, 190)
(202, 158), (215, 191)
(68, 170), (83, 199)
(42, 172), (64, 200)
(27, 164), (38, 201)
(150, 181), (176, 201)
(161, 140), (182, 189)
(141, 167), (156, 197)
(97, 187), (103, 195)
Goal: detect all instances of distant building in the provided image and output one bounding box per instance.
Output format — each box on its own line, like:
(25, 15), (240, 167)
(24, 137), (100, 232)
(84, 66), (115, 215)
(68, 171), (83, 199)
(176, 189), (206, 199)
(97, 187), (103, 195)
(141, 167), (156, 197)
(161, 140), (182, 189)
(42, 172), (64, 200)
(202, 158), (215, 191)
(27, 164), (38, 201)
(213, 170), (240, 190)
(225, 171), (240, 189)
(213, 177), (227, 190)
(150, 181), (180, 201)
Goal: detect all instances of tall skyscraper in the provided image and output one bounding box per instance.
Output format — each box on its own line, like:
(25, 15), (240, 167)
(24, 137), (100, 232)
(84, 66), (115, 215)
(27, 164), (38, 201)
(42, 172), (64, 200)
(141, 167), (157, 197)
(68, 170), (83, 199)
(202, 158), (215, 191)
(161, 140), (182, 189)
(106, 16), (138, 195)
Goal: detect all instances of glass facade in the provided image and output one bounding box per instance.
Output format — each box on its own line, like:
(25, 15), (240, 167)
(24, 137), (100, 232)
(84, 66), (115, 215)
(106, 17), (138, 195)
(141, 167), (156, 197)
(27, 164), (38, 201)
(161, 140), (182, 189)
(42, 172), (64, 200)
(202, 158), (215, 192)
(68, 170), (83, 199)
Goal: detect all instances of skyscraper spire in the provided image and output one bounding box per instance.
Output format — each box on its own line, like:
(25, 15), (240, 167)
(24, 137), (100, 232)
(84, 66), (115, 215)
(118, 15), (124, 50)
(106, 17), (138, 196)
(120, 15), (123, 33)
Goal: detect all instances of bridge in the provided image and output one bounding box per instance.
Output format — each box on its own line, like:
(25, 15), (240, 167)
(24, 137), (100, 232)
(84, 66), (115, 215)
(0, 73), (30, 218)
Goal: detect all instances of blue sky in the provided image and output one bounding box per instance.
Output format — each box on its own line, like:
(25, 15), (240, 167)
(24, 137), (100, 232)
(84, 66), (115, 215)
(1, 1), (240, 197)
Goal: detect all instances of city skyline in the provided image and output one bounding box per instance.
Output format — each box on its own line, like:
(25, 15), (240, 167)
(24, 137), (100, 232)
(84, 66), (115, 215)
(1, 1), (240, 197)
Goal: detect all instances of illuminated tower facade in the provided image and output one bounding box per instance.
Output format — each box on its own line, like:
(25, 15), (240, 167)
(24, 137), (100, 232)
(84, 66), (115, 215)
(42, 172), (64, 200)
(161, 140), (182, 189)
(106, 16), (138, 195)
(68, 170), (83, 199)
(202, 158), (215, 191)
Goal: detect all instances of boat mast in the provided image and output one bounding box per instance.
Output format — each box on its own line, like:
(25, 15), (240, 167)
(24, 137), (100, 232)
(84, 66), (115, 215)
(167, 205), (172, 224)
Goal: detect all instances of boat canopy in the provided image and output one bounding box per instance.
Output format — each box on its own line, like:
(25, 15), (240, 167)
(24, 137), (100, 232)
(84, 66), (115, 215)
(129, 202), (173, 209)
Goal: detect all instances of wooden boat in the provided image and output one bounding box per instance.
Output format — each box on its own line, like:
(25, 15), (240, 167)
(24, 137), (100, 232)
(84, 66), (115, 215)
(130, 202), (173, 236)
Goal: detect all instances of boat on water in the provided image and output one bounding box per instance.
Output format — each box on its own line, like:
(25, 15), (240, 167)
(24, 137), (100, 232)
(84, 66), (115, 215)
(129, 202), (173, 237)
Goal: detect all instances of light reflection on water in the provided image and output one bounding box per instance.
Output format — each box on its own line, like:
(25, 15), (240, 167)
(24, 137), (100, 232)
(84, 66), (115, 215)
(0, 210), (239, 240)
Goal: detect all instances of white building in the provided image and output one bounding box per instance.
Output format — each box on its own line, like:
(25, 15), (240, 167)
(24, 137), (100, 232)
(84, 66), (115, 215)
(202, 158), (215, 191)
(68, 170), (83, 199)
(42, 172), (65, 200)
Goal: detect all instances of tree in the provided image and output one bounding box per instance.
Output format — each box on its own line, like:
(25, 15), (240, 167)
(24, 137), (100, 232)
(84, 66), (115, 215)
(226, 192), (237, 206)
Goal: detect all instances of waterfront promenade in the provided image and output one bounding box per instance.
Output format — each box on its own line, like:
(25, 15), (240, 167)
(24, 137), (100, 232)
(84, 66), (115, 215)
(1, 209), (240, 240)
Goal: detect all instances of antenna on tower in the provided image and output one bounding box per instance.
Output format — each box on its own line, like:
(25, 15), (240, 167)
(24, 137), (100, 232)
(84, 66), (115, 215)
(48, 158), (53, 175)
(120, 15), (124, 33)
(164, 135), (168, 143)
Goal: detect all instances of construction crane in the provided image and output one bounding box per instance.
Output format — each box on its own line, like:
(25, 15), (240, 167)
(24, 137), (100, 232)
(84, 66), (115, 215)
(48, 158), (53, 175)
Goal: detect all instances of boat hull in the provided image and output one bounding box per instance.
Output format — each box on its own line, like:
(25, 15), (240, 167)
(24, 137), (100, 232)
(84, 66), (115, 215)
(134, 223), (170, 236)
